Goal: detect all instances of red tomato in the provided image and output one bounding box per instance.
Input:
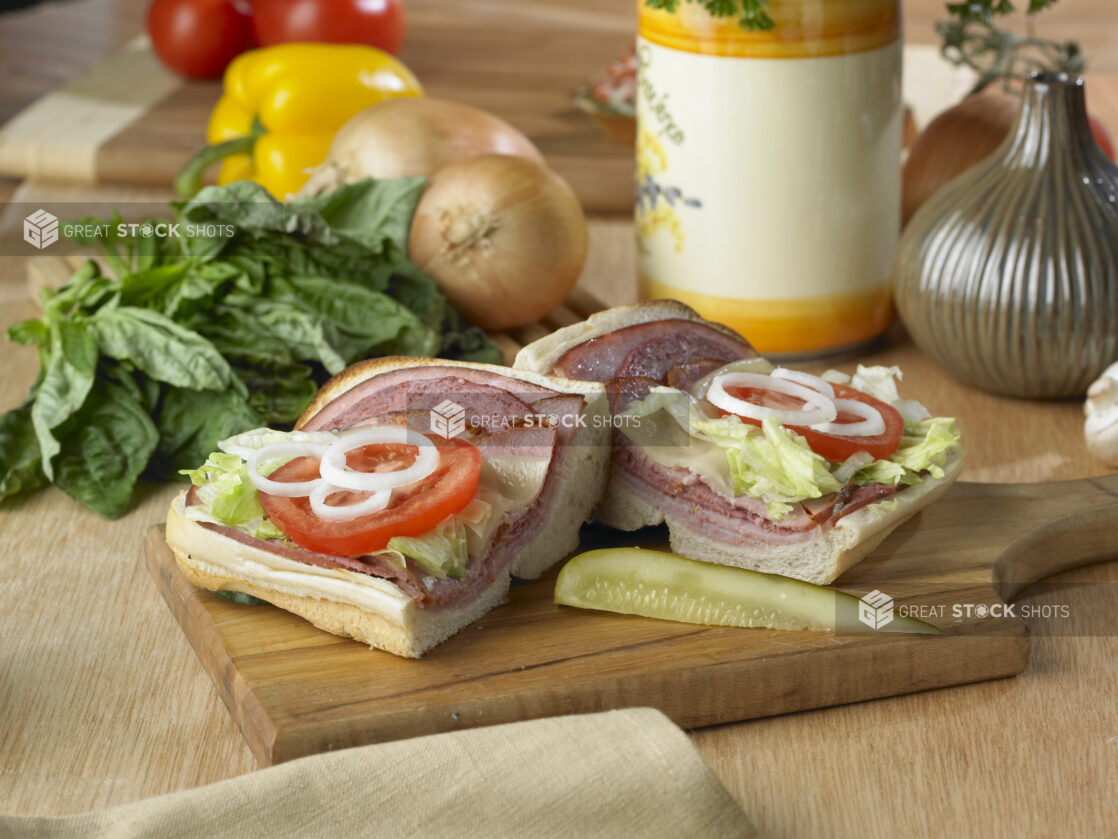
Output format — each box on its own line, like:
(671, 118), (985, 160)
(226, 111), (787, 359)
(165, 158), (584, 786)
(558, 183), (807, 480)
(1089, 116), (1115, 161)
(147, 0), (255, 79)
(251, 0), (406, 55)
(259, 438), (481, 557)
(722, 383), (905, 462)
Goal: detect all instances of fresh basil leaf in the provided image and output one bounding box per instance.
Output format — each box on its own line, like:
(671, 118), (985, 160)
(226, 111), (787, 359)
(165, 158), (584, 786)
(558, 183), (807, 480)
(279, 275), (419, 346)
(101, 360), (164, 415)
(90, 306), (237, 392)
(234, 362), (318, 425)
(8, 319), (49, 347)
(0, 404), (48, 503)
(439, 315), (503, 364)
(6, 178), (502, 516)
(41, 261), (113, 317)
(160, 261), (242, 321)
(151, 387), (262, 479)
(185, 177), (425, 259)
(376, 263), (499, 362)
(182, 181), (329, 241)
(53, 378), (159, 518)
(282, 241), (392, 291)
(379, 262), (443, 324)
(192, 307), (297, 367)
(222, 250), (271, 296)
(31, 320), (98, 480)
(223, 296), (347, 374)
(102, 360), (144, 404)
(294, 177), (425, 258)
(118, 262), (191, 308)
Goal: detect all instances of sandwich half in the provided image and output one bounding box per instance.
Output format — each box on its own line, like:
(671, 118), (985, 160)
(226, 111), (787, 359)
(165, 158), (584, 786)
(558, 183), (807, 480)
(166, 357), (610, 657)
(515, 301), (963, 584)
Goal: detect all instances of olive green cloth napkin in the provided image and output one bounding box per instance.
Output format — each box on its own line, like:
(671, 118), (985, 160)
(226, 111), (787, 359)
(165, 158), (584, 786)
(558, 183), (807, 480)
(2, 708), (755, 839)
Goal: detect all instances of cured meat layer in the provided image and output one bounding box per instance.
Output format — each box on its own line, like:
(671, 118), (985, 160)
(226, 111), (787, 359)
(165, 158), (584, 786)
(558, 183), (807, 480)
(554, 319), (755, 383)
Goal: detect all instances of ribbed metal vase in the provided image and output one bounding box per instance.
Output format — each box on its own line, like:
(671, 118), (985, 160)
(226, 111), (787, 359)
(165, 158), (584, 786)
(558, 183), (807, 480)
(894, 73), (1118, 398)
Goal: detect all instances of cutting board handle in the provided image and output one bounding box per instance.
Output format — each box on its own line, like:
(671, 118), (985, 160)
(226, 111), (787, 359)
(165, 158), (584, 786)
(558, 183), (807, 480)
(993, 472), (1118, 600)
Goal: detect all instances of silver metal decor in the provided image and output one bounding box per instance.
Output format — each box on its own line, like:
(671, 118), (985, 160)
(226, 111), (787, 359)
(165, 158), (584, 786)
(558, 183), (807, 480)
(894, 73), (1118, 398)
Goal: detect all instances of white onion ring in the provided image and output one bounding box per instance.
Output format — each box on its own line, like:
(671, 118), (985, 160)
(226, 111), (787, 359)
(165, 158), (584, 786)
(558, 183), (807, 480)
(811, 398), (886, 436)
(320, 427), (439, 492)
(246, 443), (329, 497)
(707, 372), (837, 426)
(771, 367), (835, 400)
(308, 482), (391, 522)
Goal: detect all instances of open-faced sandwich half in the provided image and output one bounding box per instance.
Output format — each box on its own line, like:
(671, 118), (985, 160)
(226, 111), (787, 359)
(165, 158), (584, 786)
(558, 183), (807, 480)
(165, 358), (611, 657)
(515, 301), (964, 584)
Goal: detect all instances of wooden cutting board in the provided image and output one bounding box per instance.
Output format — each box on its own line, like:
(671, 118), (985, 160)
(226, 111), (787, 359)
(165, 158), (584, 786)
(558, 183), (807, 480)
(146, 465), (1118, 766)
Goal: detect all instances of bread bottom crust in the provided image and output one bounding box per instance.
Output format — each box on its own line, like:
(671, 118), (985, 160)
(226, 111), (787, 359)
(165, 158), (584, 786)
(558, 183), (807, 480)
(597, 454), (964, 585)
(172, 546), (511, 658)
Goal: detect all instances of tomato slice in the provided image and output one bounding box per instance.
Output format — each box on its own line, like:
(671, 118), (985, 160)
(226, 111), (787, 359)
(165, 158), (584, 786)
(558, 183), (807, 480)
(258, 437), (481, 557)
(721, 382), (904, 461)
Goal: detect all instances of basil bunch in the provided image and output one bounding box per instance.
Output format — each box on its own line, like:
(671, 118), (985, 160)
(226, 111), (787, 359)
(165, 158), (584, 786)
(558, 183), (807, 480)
(1, 179), (499, 518)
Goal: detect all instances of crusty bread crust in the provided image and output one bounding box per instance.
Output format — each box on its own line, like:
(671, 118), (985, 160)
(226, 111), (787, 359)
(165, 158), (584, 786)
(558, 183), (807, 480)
(512, 300), (748, 376)
(297, 355), (608, 430)
(167, 358), (611, 656)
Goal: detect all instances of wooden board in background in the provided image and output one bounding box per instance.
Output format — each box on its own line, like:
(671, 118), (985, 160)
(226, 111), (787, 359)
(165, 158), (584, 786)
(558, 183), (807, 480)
(147, 461), (1118, 766)
(0, 0), (637, 213)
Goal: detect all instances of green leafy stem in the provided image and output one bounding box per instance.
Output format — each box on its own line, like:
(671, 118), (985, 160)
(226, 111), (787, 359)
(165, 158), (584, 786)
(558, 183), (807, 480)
(939, 0), (1083, 94)
(644, 0), (775, 32)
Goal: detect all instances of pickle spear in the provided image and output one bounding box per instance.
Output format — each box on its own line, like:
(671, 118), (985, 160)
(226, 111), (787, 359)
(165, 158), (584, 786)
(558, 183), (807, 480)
(554, 548), (940, 634)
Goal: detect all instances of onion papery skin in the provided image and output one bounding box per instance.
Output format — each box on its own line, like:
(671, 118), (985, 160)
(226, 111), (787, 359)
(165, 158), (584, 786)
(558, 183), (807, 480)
(408, 154), (588, 331)
(299, 98), (545, 196)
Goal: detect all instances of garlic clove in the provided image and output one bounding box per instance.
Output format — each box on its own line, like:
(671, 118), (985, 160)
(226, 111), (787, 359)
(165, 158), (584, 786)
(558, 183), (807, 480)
(1084, 363), (1118, 464)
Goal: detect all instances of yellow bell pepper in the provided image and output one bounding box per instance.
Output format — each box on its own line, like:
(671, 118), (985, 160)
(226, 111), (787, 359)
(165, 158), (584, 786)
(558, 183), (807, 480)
(176, 43), (423, 200)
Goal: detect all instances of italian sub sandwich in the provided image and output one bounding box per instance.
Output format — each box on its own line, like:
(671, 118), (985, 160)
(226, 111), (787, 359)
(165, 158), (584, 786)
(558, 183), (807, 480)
(165, 358), (610, 657)
(515, 301), (963, 584)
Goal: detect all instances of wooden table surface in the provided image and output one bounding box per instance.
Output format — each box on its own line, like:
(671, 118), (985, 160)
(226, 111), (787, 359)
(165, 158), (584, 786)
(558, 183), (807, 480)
(2, 1), (1117, 835)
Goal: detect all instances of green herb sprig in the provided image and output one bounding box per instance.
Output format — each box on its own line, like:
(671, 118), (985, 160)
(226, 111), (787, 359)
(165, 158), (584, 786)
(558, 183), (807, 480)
(938, 0), (1083, 94)
(644, 0), (775, 32)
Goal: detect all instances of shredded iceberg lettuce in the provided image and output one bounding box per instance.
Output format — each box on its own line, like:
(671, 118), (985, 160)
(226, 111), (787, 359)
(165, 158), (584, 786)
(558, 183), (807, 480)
(850, 365), (931, 424)
(890, 417), (963, 479)
(849, 416), (962, 486)
(388, 521), (469, 580)
(851, 364), (903, 403)
(723, 416), (843, 518)
(181, 452), (284, 540)
(850, 459), (912, 487)
(620, 367), (963, 517)
(622, 394), (841, 519)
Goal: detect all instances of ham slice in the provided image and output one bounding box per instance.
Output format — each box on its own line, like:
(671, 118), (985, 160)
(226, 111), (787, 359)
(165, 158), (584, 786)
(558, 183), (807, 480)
(303, 369), (585, 447)
(553, 319), (755, 382)
(664, 358), (733, 393)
